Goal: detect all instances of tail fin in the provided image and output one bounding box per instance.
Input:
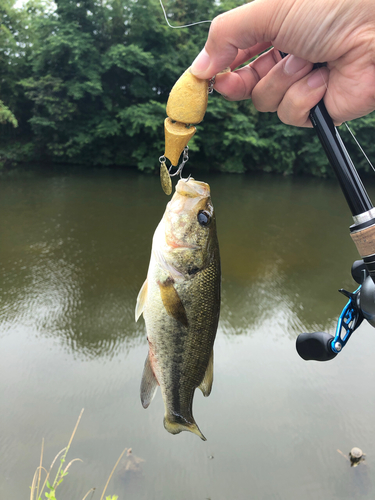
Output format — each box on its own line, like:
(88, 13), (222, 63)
(163, 413), (206, 441)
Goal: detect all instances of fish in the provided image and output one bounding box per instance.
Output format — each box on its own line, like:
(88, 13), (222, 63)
(135, 178), (221, 440)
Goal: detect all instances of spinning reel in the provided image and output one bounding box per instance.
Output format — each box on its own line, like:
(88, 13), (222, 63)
(279, 53), (375, 362)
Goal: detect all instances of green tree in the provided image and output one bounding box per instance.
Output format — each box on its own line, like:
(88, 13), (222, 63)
(1, 0), (375, 177)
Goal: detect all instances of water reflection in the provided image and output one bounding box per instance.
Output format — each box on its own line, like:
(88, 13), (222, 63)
(214, 173), (361, 340)
(2, 169), (375, 500)
(0, 170), (155, 357)
(0, 170), (365, 356)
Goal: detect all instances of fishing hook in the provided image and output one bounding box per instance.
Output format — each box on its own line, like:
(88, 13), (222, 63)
(168, 147), (191, 181)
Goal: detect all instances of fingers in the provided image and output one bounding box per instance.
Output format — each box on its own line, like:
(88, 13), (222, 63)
(277, 67), (329, 127)
(251, 55), (314, 111)
(216, 55), (329, 127)
(190, 0), (290, 78)
(214, 51), (313, 106)
(227, 42), (273, 71)
(214, 48), (281, 101)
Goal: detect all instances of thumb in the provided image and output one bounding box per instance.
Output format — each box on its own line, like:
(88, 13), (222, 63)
(190, 0), (292, 79)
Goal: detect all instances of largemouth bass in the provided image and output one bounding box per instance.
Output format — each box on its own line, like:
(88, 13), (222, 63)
(135, 179), (220, 440)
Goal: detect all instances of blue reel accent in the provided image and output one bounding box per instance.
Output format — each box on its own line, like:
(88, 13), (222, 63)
(331, 285), (363, 354)
(296, 261), (371, 362)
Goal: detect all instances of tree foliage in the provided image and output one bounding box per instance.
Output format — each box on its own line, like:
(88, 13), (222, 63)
(1, 0), (375, 176)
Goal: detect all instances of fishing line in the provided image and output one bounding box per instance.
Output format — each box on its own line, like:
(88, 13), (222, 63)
(317, 66), (375, 174)
(343, 122), (375, 173)
(159, 0), (212, 29)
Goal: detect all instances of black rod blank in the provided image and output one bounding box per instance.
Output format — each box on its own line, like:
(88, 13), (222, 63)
(279, 51), (373, 216)
(309, 101), (373, 216)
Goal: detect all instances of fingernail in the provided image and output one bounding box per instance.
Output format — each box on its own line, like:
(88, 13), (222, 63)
(191, 48), (211, 76)
(284, 55), (308, 75)
(308, 70), (326, 88)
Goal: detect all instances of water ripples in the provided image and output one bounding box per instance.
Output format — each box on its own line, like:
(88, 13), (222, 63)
(0, 239), (143, 359)
(2, 171), (375, 500)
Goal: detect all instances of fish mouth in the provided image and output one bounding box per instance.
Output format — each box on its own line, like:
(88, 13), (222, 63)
(176, 179), (210, 198)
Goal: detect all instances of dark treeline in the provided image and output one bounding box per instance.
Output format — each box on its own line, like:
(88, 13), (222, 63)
(1, 0), (375, 176)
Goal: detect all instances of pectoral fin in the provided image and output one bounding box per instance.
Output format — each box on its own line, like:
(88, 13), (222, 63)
(158, 279), (188, 327)
(199, 349), (214, 397)
(140, 353), (158, 409)
(135, 279), (148, 322)
(153, 246), (184, 282)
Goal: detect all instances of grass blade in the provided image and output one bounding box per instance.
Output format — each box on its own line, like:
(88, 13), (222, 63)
(100, 447), (128, 500)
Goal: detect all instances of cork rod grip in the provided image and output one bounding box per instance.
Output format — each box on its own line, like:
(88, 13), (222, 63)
(351, 224), (375, 258)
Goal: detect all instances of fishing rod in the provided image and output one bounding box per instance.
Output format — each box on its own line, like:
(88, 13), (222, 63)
(279, 52), (375, 361)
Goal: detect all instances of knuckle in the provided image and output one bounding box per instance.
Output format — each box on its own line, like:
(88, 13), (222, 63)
(255, 99), (277, 113)
(277, 105), (309, 127)
(277, 87), (308, 126)
(209, 14), (226, 39)
(252, 90), (277, 113)
(253, 101), (273, 113)
(277, 105), (296, 126)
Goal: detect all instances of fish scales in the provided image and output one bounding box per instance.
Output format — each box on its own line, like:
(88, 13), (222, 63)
(157, 260), (220, 418)
(136, 179), (220, 440)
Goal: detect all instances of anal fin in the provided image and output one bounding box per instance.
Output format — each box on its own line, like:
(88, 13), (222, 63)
(199, 349), (213, 397)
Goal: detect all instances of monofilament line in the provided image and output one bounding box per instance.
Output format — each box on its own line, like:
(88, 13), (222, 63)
(317, 66), (375, 173)
(159, 0), (212, 28)
(343, 122), (375, 173)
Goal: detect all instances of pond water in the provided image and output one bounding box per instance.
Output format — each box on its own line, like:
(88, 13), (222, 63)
(1, 168), (375, 499)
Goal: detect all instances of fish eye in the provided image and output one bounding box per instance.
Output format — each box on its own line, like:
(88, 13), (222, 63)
(197, 210), (211, 226)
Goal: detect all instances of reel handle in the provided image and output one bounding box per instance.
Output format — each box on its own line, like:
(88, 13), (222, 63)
(296, 331), (338, 361)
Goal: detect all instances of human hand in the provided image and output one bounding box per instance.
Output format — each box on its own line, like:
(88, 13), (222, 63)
(190, 0), (375, 127)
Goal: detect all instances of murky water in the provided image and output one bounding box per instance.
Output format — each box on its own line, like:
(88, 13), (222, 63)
(1, 169), (375, 499)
